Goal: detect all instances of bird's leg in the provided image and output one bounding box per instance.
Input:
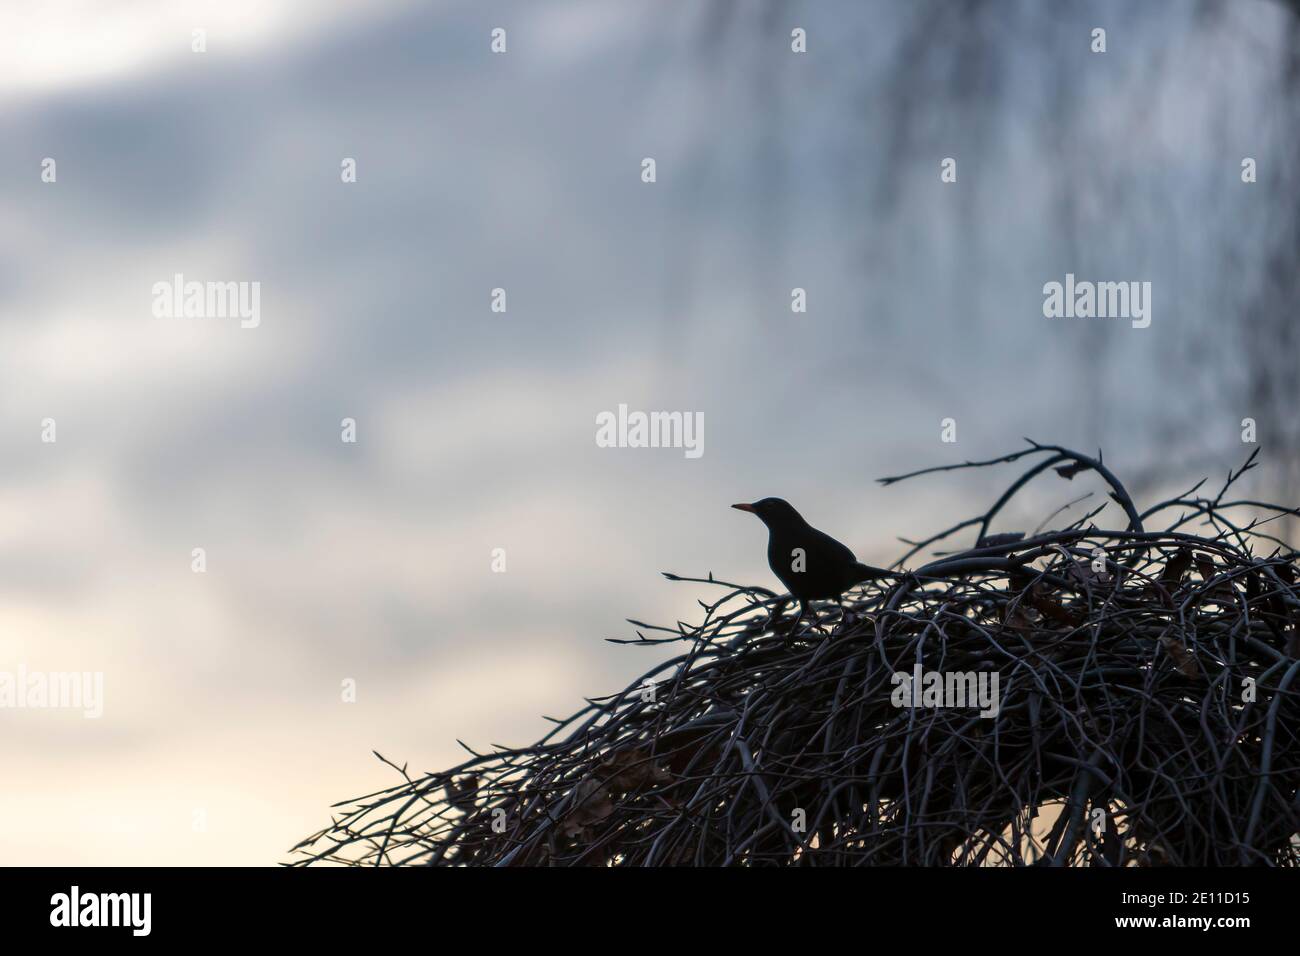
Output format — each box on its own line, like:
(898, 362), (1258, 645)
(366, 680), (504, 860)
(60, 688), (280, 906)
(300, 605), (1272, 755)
(769, 598), (804, 638)
(799, 599), (835, 637)
(763, 597), (789, 632)
(795, 599), (813, 634)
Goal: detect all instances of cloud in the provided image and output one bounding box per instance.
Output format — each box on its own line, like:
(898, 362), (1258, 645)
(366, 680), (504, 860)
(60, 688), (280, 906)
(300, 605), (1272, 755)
(0, 0), (1288, 864)
(0, 0), (418, 98)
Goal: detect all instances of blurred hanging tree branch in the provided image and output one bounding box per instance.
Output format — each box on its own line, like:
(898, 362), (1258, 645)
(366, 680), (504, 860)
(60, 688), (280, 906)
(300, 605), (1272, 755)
(713, 0), (1300, 542)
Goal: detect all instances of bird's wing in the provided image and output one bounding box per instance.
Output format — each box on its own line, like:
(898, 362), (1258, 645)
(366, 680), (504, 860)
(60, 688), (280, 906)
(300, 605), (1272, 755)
(804, 525), (858, 565)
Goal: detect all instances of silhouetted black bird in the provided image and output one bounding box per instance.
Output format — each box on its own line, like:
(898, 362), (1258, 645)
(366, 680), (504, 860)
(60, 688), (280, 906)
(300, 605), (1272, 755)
(732, 498), (896, 620)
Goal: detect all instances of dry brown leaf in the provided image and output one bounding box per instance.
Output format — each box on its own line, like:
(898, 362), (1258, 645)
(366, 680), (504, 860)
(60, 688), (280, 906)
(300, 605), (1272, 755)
(444, 775), (478, 811)
(1160, 633), (1199, 678)
(560, 776), (615, 839)
(1160, 548), (1193, 592)
(1055, 461), (1090, 480)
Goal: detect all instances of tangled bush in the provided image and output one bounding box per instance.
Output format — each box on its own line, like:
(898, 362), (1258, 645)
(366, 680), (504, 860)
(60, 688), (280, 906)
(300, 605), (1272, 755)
(293, 443), (1300, 866)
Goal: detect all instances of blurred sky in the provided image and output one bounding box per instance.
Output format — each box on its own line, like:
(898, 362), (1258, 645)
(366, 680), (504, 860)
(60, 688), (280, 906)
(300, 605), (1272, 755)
(0, 0), (1295, 864)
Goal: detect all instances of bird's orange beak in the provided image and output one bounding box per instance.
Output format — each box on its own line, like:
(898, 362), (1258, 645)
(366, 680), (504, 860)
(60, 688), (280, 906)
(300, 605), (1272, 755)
(731, 502), (756, 513)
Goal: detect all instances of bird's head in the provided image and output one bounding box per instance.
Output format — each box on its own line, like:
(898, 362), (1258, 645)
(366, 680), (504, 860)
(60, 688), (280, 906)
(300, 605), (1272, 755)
(731, 497), (804, 527)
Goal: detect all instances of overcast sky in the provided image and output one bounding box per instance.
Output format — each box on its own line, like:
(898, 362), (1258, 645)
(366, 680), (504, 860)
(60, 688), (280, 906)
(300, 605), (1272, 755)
(0, 0), (1292, 864)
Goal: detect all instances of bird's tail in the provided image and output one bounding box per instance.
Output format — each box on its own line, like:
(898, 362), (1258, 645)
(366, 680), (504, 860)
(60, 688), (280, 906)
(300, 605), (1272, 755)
(851, 562), (903, 583)
(853, 561), (967, 585)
